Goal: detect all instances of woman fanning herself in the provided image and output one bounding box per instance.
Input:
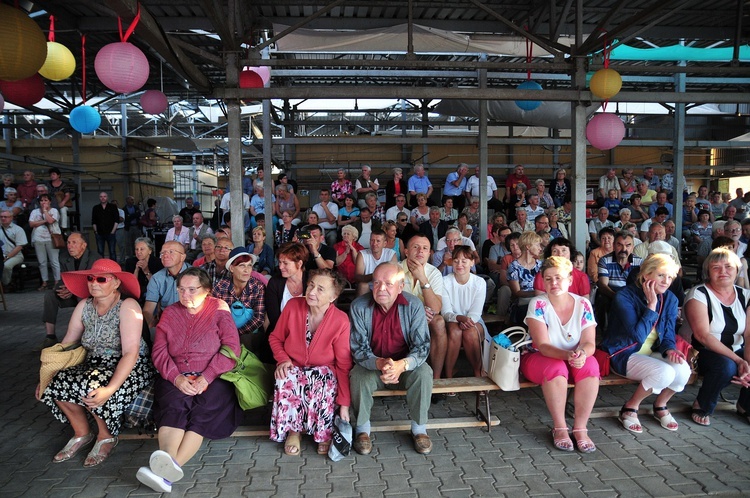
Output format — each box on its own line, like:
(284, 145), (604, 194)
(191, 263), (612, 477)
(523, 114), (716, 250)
(269, 268), (352, 457)
(522, 257), (599, 453)
(38, 260), (154, 467)
(600, 254), (690, 434)
(441, 245), (487, 379)
(137, 267), (242, 493)
(682, 248), (750, 426)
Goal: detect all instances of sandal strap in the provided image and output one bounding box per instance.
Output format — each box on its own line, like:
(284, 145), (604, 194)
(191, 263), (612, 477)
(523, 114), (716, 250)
(571, 428), (588, 433)
(653, 405), (668, 412)
(620, 407), (638, 415)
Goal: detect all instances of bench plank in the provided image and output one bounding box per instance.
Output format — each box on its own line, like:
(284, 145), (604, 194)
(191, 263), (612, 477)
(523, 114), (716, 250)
(373, 376), (499, 397)
(371, 416), (500, 431)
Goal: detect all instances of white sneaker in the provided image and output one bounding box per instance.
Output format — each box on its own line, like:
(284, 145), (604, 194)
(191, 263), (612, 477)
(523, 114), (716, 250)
(137, 467), (172, 493)
(150, 450), (184, 482)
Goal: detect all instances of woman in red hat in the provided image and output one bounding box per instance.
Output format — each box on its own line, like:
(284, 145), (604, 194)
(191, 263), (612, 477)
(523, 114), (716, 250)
(37, 259), (155, 468)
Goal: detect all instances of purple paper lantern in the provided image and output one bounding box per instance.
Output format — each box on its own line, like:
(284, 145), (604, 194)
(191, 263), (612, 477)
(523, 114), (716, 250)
(141, 90), (168, 114)
(586, 113), (625, 150)
(95, 42), (150, 94)
(69, 105), (101, 134)
(515, 80), (543, 111)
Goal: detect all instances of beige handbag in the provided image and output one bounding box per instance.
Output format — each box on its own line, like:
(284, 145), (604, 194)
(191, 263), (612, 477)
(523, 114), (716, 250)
(488, 326), (532, 391)
(39, 342), (86, 395)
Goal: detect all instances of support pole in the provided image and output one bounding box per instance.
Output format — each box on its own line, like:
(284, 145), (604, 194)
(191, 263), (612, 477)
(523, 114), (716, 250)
(226, 49), (243, 249)
(478, 54), (488, 246)
(570, 0), (588, 253)
(673, 69), (687, 244)
(263, 47), (275, 240)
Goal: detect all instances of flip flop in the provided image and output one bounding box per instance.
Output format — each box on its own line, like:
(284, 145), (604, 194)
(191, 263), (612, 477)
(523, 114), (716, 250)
(317, 440), (331, 455)
(619, 407), (643, 434)
(284, 432), (301, 456)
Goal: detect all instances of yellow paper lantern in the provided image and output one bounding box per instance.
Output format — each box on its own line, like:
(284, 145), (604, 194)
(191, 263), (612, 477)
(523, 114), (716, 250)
(589, 68), (622, 100)
(0, 4), (48, 81)
(39, 41), (76, 81)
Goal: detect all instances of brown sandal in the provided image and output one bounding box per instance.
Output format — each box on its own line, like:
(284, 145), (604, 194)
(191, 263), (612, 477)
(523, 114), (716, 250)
(317, 440), (331, 455)
(284, 432), (301, 456)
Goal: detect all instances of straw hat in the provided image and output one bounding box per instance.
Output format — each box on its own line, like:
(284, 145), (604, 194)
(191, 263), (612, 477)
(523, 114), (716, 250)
(61, 259), (141, 299)
(39, 343), (86, 395)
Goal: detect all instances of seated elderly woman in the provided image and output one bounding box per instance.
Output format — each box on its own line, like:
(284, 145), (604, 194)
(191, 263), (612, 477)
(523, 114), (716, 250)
(137, 267), (242, 493)
(269, 268), (352, 456)
(682, 248), (750, 426)
(600, 254), (691, 434)
(335, 224), (364, 285)
(522, 256), (599, 453)
(38, 260), (154, 467)
(124, 237), (163, 306)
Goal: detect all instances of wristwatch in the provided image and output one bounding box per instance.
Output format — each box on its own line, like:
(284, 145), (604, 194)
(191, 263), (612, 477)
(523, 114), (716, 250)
(314, 253), (322, 259)
(420, 282), (431, 290)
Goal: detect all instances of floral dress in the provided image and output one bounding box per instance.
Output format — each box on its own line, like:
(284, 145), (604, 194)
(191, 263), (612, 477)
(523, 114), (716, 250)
(42, 299), (155, 436)
(269, 314), (338, 444)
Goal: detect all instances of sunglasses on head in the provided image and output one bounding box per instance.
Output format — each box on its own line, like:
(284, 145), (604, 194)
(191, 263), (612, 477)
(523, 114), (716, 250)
(86, 275), (114, 283)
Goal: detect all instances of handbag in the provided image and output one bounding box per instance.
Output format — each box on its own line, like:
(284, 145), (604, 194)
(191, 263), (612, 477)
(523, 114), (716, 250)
(593, 349), (611, 377)
(328, 415), (352, 462)
(47, 221), (65, 249)
(488, 326), (532, 391)
(39, 342), (87, 395)
(219, 345), (271, 410)
(230, 301), (255, 329)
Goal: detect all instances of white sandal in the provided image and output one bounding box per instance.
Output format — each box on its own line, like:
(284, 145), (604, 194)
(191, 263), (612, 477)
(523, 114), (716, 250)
(619, 407), (643, 434)
(653, 405), (678, 431)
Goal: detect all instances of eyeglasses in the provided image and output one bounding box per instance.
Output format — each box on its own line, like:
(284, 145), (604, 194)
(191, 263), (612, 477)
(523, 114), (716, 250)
(160, 249), (185, 257)
(177, 286), (202, 294)
(729, 228), (742, 233)
(87, 275), (114, 284)
(215, 245), (232, 251)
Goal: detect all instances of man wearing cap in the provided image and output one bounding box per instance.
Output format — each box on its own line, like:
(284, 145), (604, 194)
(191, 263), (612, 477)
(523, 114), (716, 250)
(1, 209), (28, 288)
(349, 262), (433, 455)
(143, 241), (190, 327)
(41, 232), (100, 347)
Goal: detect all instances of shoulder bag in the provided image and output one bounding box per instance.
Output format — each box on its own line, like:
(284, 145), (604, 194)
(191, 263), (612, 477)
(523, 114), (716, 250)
(488, 326), (532, 391)
(218, 345), (271, 410)
(39, 342), (87, 395)
(47, 221), (65, 249)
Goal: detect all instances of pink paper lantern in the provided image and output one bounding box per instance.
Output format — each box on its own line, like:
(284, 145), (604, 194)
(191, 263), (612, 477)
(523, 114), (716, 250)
(95, 42), (150, 94)
(248, 66), (271, 85)
(0, 74), (46, 107)
(586, 113), (625, 150)
(239, 69), (263, 88)
(141, 90), (168, 114)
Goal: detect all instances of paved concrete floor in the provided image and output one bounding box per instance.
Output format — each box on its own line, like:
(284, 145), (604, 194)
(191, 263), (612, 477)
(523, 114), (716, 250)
(0, 289), (749, 497)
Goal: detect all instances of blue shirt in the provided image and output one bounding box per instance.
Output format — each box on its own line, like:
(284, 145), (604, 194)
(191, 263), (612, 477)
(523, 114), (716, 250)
(443, 172), (467, 196)
(598, 254), (642, 290)
(408, 175), (432, 195)
(648, 202), (674, 219)
(604, 198), (623, 217)
(145, 263), (191, 308)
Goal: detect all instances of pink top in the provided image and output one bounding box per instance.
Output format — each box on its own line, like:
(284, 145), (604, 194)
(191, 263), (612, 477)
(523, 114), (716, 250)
(269, 297), (353, 406)
(152, 296), (240, 384)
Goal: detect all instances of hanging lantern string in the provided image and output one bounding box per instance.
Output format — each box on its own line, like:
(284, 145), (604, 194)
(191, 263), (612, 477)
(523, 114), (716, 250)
(117, 2), (142, 43)
(601, 30), (610, 111)
(525, 26), (533, 81)
(48, 15), (55, 42)
(81, 34), (87, 104)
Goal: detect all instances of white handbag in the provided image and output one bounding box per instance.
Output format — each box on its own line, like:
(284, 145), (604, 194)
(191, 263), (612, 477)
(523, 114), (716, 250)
(488, 326), (532, 391)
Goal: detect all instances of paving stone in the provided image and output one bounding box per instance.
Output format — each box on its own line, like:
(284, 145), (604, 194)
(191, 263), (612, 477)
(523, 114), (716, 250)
(538, 463), (579, 484)
(546, 482), (588, 498)
(274, 478), (304, 495)
(573, 470), (617, 493)
(354, 484), (388, 496)
(410, 481), (444, 496)
(613, 456), (661, 478)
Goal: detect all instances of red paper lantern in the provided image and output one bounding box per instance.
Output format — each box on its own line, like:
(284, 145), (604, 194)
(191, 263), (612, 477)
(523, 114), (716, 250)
(140, 90), (168, 114)
(0, 74), (46, 107)
(239, 69), (263, 88)
(94, 42), (150, 94)
(0, 4), (48, 81)
(586, 113), (625, 150)
(247, 66), (271, 85)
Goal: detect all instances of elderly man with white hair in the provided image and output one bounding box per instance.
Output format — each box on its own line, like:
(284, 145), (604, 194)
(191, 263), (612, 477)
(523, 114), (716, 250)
(355, 164), (379, 208)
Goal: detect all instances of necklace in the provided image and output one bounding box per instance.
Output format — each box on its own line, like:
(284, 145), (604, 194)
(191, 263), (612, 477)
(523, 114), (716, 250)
(93, 294), (119, 337)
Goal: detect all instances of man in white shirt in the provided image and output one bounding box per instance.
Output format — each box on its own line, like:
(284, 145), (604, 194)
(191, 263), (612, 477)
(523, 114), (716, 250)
(524, 194), (545, 222)
(598, 168), (621, 200)
(354, 228), (398, 296)
(464, 166), (503, 211)
(219, 189), (250, 211)
(186, 212), (214, 262)
(386, 194), (410, 221)
(312, 188), (339, 247)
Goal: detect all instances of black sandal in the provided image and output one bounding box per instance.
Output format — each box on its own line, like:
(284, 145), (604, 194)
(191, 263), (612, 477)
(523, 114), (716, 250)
(736, 406), (750, 425)
(691, 407), (711, 426)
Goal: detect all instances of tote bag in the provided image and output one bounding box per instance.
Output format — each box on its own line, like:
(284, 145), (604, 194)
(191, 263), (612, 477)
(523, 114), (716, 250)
(219, 345), (271, 410)
(488, 326), (532, 391)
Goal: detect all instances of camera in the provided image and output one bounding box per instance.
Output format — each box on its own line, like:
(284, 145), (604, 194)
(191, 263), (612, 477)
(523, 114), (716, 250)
(297, 229), (311, 240)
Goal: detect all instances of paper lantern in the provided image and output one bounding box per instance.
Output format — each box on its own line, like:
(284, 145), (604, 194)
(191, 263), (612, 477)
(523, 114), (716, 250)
(515, 80), (543, 111)
(0, 74), (46, 107)
(590, 68), (622, 99)
(69, 105), (101, 134)
(239, 68), (263, 88)
(39, 41), (76, 81)
(0, 4), (48, 81)
(248, 66), (271, 85)
(141, 90), (168, 114)
(586, 113), (625, 150)
(95, 42), (150, 94)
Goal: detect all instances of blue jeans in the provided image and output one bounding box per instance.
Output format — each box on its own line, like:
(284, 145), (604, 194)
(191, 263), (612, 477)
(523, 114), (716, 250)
(696, 347), (746, 415)
(96, 233), (117, 261)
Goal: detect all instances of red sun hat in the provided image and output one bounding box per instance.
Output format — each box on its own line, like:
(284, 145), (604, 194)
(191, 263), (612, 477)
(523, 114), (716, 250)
(61, 259), (141, 300)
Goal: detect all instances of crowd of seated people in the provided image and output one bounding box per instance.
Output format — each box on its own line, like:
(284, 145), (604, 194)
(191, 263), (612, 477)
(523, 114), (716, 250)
(28, 165), (750, 493)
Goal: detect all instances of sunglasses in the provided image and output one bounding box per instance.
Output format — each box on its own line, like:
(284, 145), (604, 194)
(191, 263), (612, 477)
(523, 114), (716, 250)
(86, 275), (114, 283)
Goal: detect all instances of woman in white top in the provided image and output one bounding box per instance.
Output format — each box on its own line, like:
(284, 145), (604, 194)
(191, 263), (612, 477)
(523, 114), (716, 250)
(441, 245), (487, 380)
(682, 248), (750, 426)
(165, 215), (190, 250)
(28, 193), (61, 290)
(522, 256), (599, 453)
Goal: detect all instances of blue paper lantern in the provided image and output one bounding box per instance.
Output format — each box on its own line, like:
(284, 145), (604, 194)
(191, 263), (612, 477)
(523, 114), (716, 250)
(515, 80), (543, 111)
(69, 105), (101, 134)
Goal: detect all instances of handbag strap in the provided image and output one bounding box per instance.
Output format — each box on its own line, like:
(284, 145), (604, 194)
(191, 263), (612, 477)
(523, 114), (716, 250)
(219, 345), (239, 364)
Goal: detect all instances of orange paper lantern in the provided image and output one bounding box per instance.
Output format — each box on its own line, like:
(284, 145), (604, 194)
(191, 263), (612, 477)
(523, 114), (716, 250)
(0, 4), (48, 81)
(589, 68), (622, 100)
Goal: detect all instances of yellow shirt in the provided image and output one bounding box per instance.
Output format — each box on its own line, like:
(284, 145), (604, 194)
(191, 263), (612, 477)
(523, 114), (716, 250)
(637, 327), (658, 355)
